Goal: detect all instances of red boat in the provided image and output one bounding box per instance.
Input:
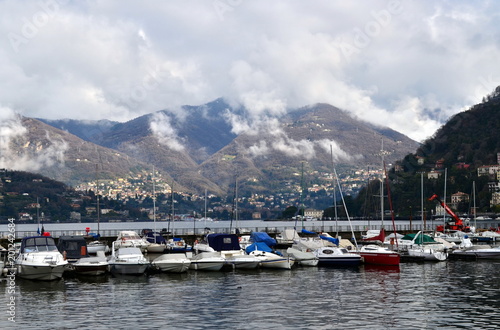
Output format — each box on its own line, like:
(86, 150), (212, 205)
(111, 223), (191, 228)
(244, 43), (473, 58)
(358, 244), (400, 266)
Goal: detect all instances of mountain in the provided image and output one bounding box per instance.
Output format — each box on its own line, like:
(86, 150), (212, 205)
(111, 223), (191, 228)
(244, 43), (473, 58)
(354, 88), (500, 218)
(4, 116), (162, 186)
(8, 99), (419, 196)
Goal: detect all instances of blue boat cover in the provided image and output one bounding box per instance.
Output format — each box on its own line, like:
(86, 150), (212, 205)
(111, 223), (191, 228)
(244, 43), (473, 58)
(206, 233), (241, 251)
(145, 231), (167, 244)
(250, 232), (276, 246)
(319, 235), (339, 246)
(245, 241), (274, 254)
(301, 229), (316, 235)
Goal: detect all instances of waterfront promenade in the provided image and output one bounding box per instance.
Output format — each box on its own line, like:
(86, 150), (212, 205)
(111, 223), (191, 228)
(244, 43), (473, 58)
(2, 219), (499, 243)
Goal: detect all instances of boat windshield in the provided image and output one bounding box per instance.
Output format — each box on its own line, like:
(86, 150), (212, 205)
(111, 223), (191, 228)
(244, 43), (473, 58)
(23, 237), (58, 252)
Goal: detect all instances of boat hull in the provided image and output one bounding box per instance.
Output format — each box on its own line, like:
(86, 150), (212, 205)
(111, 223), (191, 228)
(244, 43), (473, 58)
(109, 263), (149, 275)
(359, 252), (400, 266)
(73, 264), (109, 276)
(16, 264), (66, 281)
(317, 256), (361, 267)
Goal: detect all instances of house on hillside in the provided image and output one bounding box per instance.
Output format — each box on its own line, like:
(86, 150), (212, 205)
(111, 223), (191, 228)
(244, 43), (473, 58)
(427, 170), (442, 180)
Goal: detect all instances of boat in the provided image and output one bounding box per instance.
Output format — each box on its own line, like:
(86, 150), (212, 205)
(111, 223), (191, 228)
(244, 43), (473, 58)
(245, 233), (295, 270)
(398, 231), (448, 261)
(108, 242), (149, 275)
(72, 252), (109, 276)
(114, 230), (150, 252)
(275, 228), (300, 247)
(450, 235), (500, 260)
(286, 247), (318, 267)
(152, 253), (191, 273)
(87, 240), (110, 255)
(15, 236), (68, 281)
(314, 246), (361, 267)
(196, 233), (260, 270)
(189, 252), (226, 271)
(143, 230), (167, 253)
(247, 246), (295, 270)
(165, 237), (193, 253)
(57, 236), (90, 262)
(358, 244), (400, 266)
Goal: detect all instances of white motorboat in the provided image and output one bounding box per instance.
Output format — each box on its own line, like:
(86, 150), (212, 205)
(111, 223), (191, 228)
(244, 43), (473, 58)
(313, 246), (361, 267)
(452, 246), (500, 259)
(108, 243), (149, 275)
(152, 253), (191, 273)
(249, 250), (295, 270)
(15, 236), (68, 281)
(114, 231), (150, 252)
(189, 252), (226, 271)
(451, 236), (500, 259)
(87, 241), (110, 254)
(396, 232), (448, 261)
(72, 251), (109, 276)
(275, 228), (300, 246)
(286, 247), (318, 267)
(195, 233), (260, 270)
(407, 245), (448, 261)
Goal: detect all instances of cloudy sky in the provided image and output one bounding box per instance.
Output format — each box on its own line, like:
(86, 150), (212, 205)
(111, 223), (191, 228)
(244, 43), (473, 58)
(1, 0), (500, 142)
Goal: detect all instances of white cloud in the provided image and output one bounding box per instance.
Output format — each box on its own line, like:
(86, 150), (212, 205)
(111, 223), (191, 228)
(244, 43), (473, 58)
(1, 1), (500, 142)
(0, 106), (68, 171)
(149, 112), (185, 151)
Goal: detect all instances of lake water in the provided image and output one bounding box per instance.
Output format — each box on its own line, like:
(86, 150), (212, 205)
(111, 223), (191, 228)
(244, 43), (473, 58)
(2, 258), (500, 329)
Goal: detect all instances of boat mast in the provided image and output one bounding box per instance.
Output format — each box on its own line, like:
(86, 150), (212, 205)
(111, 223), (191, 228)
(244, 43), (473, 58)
(204, 188), (207, 229)
(152, 166), (156, 234)
(380, 140), (385, 228)
(96, 163), (100, 237)
(443, 167), (448, 231)
(473, 181), (476, 230)
(421, 172), (424, 231)
(331, 145), (358, 248)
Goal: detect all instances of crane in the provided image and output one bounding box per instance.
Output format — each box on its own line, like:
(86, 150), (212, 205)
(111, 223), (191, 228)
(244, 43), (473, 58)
(428, 194), (470, 232)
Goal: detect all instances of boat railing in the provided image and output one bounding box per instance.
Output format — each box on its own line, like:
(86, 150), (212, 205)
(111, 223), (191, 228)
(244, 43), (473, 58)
(8, 224), (426, 239)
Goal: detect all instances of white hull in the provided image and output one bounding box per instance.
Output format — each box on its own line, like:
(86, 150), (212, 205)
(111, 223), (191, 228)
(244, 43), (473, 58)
(189, 252), (225, 271)
(16, 264), (66, 281)
(87, 241), (110, 254)
(147, 243), (166, 253)
(109, 263), (149, 275)
(286, 248), (318, 267)
(152, 254), (191, 273)
(407, 247), (448, 261)
(249, 251), (295, 270)
(225, 255), (261, 269)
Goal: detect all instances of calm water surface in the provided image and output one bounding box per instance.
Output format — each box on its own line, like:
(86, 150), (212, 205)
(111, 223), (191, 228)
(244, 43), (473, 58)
(2, 259), (500, 329)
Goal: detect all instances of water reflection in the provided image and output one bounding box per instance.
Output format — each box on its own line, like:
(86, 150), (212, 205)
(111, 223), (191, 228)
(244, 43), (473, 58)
(1, 260), (500, 329)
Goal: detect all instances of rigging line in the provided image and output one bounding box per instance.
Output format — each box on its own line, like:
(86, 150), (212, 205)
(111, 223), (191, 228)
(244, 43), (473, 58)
(383, 161), (399, 250)
(330, 145), (358, 249)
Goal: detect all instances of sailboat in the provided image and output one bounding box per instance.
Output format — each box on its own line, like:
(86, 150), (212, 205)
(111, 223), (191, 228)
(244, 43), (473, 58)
(87, 164), (109, 255)
(405, 173), (448, 261)
(147, 167), (167, 253)
(357, 143), (400, 266)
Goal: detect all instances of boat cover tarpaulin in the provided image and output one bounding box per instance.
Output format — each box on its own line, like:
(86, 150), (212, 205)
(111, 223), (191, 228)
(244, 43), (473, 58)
(207, 234), (241, 251)
(250, 232), (276, 246)
(402, 233), (436, 244)
(245, 242), (274, 254)
(319, 235), (339, 246)
(146, 232), (167, 244)
(301, 229), (317, 235)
